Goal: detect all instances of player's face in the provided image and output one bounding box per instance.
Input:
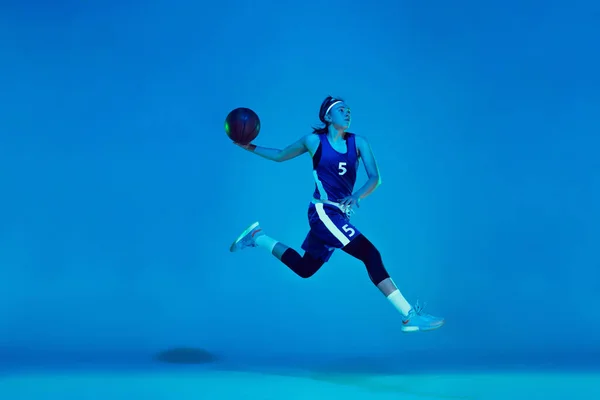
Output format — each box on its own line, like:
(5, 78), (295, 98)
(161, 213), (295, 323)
(327, 102), (351, 130)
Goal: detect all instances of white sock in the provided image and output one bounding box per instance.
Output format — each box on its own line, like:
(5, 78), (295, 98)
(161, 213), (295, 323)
(386, 289), (412, 316)
(255, 234), (278, 253)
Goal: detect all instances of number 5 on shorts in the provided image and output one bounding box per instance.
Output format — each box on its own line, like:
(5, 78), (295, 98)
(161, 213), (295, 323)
(342, 224), (355, 237)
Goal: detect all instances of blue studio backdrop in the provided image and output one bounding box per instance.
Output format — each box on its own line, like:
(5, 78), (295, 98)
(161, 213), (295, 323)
(1, 0), (599, 365)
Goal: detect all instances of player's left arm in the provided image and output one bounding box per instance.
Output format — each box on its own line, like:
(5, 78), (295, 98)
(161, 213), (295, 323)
(353, 135), (382, 200)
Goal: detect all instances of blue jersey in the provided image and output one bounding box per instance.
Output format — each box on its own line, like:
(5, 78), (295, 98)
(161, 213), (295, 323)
(311, 133), (359, 202)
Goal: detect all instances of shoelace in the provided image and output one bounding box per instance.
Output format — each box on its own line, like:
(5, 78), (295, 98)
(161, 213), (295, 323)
(412, 300), (432, 318)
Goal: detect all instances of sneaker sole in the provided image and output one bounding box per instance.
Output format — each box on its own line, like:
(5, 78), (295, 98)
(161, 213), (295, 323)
(229, 221), (260, 252)
(401, 320), (445, 333)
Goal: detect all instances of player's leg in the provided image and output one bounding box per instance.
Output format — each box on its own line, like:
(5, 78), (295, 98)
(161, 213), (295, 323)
(305, 204), (444, 332)
(229, 221), (326, 278)
(341, 234), (445, 332)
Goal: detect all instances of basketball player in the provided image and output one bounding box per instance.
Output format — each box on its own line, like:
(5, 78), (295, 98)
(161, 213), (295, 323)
(230, 96), (444, 332)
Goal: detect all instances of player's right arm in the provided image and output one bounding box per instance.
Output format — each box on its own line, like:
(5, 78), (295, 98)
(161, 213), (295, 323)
(235, 135), (309, 162)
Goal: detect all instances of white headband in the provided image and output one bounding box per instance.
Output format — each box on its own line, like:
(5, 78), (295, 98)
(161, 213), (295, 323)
(324, 100), (343, 116)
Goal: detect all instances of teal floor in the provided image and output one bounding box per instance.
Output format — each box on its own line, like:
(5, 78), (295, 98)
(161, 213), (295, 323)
(1, 367), (598, 399)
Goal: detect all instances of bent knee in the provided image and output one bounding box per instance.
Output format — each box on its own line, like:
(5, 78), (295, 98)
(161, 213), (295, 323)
(299, 270), (316, 279)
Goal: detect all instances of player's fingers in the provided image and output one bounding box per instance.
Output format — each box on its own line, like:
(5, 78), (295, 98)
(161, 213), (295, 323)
(233, 142), (250, 150)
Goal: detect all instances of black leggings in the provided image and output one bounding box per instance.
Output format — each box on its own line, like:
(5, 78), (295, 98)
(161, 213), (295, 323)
(280, 234), (390, 286)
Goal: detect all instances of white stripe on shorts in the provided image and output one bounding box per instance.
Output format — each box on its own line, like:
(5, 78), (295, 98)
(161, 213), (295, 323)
(315, 202), (350, 246)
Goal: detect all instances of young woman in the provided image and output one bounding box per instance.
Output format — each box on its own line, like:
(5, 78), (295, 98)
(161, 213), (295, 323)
(229, 96), (444, 332)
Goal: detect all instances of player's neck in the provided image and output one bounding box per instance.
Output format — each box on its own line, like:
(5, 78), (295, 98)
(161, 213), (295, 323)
(327, 125), (346, 141)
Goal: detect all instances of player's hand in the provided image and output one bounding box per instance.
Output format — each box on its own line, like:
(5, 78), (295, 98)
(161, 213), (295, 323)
(233, 142), (255, 151)
(339, 194), (360, 209)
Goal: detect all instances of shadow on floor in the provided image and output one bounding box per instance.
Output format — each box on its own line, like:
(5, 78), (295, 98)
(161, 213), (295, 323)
(153, 347), (218, 365)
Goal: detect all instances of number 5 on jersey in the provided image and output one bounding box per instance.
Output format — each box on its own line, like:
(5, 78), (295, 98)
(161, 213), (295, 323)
(338, 162), (347, 175)
(342, 224), (355, 237)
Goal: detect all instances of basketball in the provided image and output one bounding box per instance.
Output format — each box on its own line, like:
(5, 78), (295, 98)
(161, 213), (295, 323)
(224, 107), (260, 145)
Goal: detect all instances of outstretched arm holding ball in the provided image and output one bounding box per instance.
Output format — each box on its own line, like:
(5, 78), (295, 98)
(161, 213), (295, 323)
(234, 135), (309, 163)
(225, 106), (310, 163)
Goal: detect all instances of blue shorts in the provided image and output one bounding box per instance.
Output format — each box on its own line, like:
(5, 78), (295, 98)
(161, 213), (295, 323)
(301, 202), (361, 262)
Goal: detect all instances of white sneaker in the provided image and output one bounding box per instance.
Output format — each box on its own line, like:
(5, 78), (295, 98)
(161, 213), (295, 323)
(229, 221), (264, 252)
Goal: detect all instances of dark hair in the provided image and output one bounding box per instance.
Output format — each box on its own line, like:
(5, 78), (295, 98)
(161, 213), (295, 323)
(312, 96), (344, 134)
